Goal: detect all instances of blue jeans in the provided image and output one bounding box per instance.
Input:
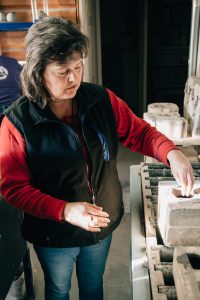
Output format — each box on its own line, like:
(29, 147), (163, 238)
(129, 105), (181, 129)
(34, 234), (112, 300)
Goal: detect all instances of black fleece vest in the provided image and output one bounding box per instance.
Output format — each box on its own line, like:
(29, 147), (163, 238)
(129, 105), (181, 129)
(4, 83), (124, 247)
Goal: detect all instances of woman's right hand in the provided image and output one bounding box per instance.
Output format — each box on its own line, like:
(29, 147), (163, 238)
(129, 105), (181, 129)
(62, 202), (110, 232)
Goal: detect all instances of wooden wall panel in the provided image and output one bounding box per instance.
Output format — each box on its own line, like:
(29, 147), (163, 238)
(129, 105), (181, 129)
(0, 31), (26, 60)
(0, 0), (79, 60)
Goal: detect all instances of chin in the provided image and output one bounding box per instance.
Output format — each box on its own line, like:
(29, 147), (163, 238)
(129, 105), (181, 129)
(61, 92), (76, 100)
(68, 88), (78, 97)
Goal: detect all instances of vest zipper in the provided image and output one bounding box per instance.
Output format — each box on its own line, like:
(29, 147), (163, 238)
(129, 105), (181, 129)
(85, 156), (96, 205)
(71, 117), (100, 244)
(70, 125), (96, 205)
(80, 122), (101, 244)
(79, 121), (97, 205)
(73, 127), (100, 242)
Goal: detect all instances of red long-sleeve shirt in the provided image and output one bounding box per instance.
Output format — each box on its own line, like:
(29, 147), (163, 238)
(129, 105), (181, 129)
(0, 89), (176, 222)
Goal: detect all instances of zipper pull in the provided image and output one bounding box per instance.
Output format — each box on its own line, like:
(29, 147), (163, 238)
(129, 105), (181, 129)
(92, 193), (96, 205)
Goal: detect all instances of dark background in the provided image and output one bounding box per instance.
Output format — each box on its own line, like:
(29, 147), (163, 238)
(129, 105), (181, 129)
(100, 0), (192, 116)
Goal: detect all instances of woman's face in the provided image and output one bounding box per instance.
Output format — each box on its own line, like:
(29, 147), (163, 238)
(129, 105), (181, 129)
(43, 54), (83, 102)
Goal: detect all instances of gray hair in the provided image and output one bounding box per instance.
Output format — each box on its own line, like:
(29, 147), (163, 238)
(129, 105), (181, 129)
(21, 17), (88, 108)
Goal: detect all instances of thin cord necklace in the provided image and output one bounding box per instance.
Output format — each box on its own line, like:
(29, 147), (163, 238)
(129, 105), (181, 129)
(71, 98), (76, 127)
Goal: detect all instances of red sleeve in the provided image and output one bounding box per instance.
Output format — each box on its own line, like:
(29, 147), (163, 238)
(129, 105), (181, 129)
(0, 116), (66, 222)
(106, 88), (177, 166)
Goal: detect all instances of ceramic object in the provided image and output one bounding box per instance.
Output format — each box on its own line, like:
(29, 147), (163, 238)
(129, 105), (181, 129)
(6, 12), (17, 22)
(0, 12), (6, 22)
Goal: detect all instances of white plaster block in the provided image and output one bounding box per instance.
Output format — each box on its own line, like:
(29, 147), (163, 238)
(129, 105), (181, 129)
(157, 181), (200, 246)
(143, 112), (157, 127)
(143, 113), (187, 139)
(156, 116), (187, 139)
(143, 112), (180, 126)
(147, 102), (179, 114)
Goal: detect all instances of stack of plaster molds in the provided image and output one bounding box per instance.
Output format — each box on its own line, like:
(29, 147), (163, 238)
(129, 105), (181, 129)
(173, 246), (200, 300)
(143, 102), (188, 139)
(157, 181), (200, 246)
(184, 76), (200, 137)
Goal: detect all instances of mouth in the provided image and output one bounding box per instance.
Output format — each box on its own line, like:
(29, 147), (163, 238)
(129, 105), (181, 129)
(66, 85), (77, 91)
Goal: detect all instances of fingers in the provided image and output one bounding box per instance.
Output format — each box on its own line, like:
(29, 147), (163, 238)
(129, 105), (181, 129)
(180, 182), (186, 197)
(175, 172), (195, 197)
(88, 215), (110, 228)
(85, 205), (110, 232)
(64, 202), (110, 232)
(176, 177), (188, 197)
(81, 216), (110, 232)
(167, 149), (195, 197)
(186, 173), (195, 196)
(87, 204), (109, 218)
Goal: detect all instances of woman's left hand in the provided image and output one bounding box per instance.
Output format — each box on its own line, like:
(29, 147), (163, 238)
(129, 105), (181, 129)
(167, 149), (195, 196)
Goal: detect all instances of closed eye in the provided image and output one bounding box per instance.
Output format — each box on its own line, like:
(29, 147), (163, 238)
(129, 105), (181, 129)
(75, 65), (81, 71)
(55, 62), (82, 77)
(56, 71), (67, 77)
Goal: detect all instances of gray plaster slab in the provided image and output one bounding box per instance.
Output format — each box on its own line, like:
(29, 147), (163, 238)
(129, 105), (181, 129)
(173, 246), (200, 300)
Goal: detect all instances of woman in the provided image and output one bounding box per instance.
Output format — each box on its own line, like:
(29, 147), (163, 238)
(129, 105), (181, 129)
(0, 17), (194, 300)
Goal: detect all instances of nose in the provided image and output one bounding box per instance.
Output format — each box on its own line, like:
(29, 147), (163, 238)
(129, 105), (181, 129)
(68, 72), (75, 82)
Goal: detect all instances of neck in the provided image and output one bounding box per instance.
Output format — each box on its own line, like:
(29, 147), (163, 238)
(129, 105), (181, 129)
(49, 98), (76, 119)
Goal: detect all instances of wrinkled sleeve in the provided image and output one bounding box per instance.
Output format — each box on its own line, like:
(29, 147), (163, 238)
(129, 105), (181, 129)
(0, 116), (66, 222)
(106, 88), (177, 166)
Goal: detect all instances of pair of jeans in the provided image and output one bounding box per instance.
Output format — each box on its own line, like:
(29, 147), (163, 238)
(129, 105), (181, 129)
(34, 234), (112, 300)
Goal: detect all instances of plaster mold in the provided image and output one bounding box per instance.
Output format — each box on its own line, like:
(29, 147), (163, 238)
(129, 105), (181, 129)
(158, 181), (200, 246)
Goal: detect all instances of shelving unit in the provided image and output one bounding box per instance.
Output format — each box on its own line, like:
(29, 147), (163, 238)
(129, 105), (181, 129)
(0, 0), (79, 60)
(0, 1), (36, 59)
(0, 22), (33, 31)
